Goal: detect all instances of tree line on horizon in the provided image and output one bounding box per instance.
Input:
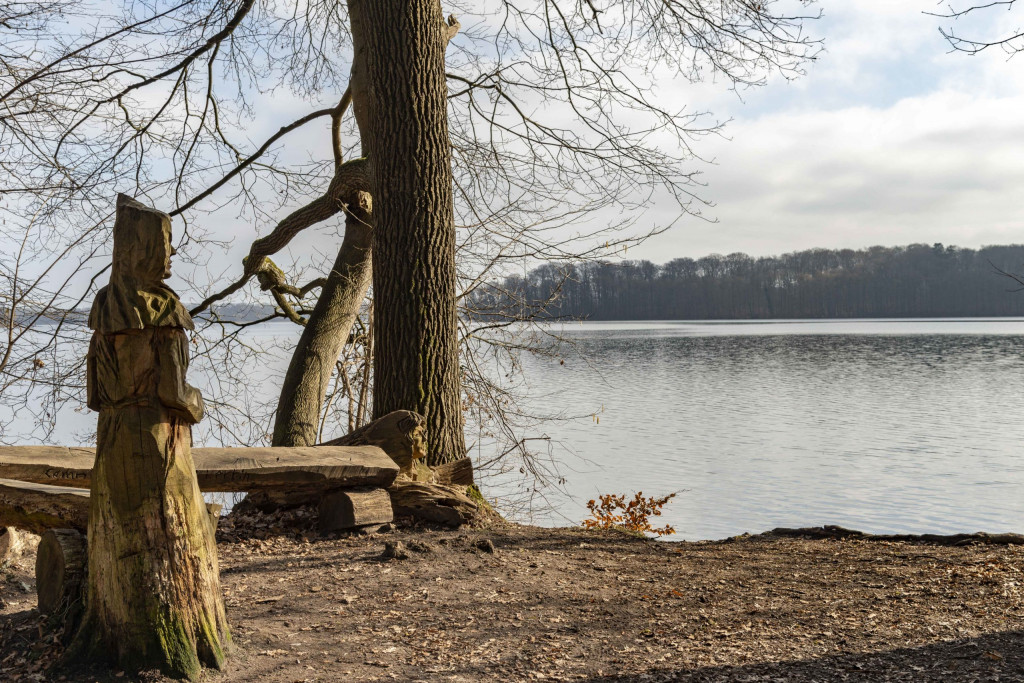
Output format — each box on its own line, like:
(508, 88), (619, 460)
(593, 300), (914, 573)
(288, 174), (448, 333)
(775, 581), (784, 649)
(472, 244), (1024, 320)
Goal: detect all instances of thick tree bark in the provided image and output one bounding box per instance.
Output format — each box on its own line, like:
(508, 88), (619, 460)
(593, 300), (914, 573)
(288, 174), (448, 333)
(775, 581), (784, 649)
(356, 0), (466, 466)
(272, 202), (373, 447)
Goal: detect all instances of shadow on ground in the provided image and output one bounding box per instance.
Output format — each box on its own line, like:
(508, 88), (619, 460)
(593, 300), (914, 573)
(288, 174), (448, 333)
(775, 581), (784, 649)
(582, 631), (1023, 682)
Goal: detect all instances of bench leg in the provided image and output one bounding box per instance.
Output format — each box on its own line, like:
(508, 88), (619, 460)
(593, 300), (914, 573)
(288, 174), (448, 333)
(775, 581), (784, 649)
(36, 528), (86, 624)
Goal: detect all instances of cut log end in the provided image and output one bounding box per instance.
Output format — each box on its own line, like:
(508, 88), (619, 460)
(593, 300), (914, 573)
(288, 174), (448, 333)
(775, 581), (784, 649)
(36, 528), (87, 616)
(433, 457), (474, 486)
(318, 487), (394, 533)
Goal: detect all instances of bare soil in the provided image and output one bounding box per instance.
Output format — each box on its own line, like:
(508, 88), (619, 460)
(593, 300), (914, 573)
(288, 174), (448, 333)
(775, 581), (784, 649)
(2, 510), (1023, 682)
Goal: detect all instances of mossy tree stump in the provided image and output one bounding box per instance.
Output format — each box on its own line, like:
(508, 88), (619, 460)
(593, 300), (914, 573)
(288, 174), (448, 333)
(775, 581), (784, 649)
(66, 195), (229, 679)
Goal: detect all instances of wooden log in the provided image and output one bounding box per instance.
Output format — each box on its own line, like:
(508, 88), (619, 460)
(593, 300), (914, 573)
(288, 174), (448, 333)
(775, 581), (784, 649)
(0, 526), (24, 562)
(433, 457), (474, 486)
(0, 446), (95, 487)
(321, 410), (425, 470)
(0, 444), (399, 492)
(36, 528), (86, 615)
(195, 446), (398, 492)
(235, 413), (423, 512)
(388, 480), (478, 527)
(0, 479), (90, 533)
(318, 487), (393, 532)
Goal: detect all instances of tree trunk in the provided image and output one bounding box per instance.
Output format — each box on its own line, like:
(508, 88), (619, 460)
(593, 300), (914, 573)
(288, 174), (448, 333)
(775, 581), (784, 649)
(70, 408), (228, 678)
(356, 0), (466, 466)
(272, 202), (373, 447)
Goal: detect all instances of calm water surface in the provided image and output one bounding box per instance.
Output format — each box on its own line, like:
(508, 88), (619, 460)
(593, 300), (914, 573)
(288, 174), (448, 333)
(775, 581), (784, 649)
(510, 319), (1024, 540)
(23, 318), (1024, 540)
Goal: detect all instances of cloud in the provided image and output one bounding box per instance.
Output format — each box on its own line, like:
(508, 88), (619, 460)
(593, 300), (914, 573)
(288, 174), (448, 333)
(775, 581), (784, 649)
(626, 2), (1024, 261)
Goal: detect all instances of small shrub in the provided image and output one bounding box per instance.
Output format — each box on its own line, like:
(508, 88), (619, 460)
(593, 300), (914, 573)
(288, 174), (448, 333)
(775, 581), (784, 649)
(582, 491), (677, 537)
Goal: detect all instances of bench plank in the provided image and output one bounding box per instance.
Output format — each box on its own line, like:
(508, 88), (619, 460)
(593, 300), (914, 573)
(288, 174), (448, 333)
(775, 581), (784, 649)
(0, 479), (90, 533)
(0, 445), (399, 492)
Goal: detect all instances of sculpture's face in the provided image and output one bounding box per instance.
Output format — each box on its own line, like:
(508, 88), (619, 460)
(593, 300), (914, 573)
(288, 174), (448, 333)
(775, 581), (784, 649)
(133, 215), (174, 283)
(113, 202), (175, 284)
(163, 237), (176, 280)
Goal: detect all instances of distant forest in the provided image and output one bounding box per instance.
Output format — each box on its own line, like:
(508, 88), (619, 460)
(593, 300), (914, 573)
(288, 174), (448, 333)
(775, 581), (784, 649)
(471, 244), (1024, 320)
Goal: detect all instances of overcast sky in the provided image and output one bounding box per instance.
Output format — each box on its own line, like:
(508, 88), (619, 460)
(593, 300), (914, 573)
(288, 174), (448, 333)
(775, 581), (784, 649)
(624, 0), (1024, 262)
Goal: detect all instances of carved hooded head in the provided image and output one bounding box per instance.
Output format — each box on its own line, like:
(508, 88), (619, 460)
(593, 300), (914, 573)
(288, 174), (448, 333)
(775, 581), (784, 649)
(88, 194), (193, 333)
(112, 195), (175, 283)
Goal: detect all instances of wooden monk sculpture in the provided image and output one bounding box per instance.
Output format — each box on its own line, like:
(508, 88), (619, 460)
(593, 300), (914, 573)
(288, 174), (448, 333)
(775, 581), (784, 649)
(67, 195), (229, 679)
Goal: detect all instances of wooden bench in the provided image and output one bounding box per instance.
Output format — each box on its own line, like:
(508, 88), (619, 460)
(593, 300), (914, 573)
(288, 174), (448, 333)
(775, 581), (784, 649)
(0, 445), (402, 617)
(0, 445), (399, 534)
(0, 445), (399, 491)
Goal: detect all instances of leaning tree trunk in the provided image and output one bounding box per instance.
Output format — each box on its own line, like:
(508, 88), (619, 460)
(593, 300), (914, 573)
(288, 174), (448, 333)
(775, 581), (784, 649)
(271, 4), (374, 450)
(357, 0), (466, 466)
(272, 203), (372, 447)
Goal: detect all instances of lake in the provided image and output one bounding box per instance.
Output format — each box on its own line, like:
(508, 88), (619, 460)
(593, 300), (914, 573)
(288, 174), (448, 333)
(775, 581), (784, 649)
(14, 318), (1024, 541)
(499, 319), (1024, 540)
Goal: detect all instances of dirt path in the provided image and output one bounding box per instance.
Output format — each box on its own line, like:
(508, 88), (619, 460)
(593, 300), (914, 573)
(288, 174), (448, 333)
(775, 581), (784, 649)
(2, 514), (1023, 681)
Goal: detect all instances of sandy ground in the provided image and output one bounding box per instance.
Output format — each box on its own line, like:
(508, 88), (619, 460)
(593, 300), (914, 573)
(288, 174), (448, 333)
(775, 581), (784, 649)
(2, 511), (1023, 682)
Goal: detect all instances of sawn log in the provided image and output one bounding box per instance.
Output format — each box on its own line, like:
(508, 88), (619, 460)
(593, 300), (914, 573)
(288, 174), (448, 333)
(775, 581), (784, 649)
(318, 487), (393, 532)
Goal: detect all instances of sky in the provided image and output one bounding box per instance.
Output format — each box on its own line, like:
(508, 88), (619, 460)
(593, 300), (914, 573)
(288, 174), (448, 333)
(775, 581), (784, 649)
(625, 0), (1024, 262)
(19, 0), (1019, 295)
